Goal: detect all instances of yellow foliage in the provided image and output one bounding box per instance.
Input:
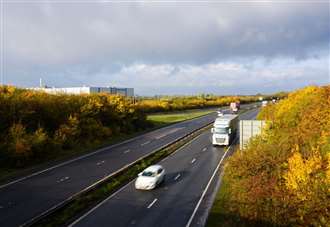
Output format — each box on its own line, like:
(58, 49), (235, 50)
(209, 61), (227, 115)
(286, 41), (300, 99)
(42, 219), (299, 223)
(284, 149), (322, 201)
(223, 85), (330, 226)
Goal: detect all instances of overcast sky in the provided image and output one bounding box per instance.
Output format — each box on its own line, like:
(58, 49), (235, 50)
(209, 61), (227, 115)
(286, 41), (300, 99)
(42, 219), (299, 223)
(1, 1), (329, 95)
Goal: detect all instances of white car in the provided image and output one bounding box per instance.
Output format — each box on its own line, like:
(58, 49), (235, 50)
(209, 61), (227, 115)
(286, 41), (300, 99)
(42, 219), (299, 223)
(135, 165), (165, 190)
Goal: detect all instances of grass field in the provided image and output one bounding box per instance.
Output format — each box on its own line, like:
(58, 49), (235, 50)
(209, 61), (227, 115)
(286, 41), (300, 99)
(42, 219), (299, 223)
(147, 109), (215, 126)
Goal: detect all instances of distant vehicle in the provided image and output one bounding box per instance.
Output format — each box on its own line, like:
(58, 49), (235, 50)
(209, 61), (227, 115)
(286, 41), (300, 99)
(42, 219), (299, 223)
(230, 102), (240, 113)
(135, 165), (165, 190)
(211, 114), (238, 146)
(217, 110), (224, 116)
(262, 100), (268, 107)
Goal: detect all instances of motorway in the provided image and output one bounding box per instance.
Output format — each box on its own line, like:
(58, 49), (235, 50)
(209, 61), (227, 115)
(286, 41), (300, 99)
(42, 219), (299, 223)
(0, 105), (256, 227)
(69, 108), (260, 227)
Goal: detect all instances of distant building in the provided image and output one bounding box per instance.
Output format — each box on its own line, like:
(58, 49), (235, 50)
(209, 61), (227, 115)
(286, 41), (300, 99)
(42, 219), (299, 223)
(30, 86), (134, 97)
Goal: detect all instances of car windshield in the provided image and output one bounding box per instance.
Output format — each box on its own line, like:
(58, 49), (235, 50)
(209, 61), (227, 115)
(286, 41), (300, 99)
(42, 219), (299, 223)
(141, 171), (156, 177)
(214, 127), (228, 134)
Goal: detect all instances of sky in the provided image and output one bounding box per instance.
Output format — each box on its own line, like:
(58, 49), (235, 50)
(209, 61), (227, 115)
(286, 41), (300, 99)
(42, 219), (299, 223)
(1, 1), (329, 96)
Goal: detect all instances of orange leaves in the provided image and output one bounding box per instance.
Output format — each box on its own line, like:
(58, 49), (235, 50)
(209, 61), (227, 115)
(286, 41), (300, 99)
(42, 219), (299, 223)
(8, 123), (32, 161)
(222, 85), (330, 226)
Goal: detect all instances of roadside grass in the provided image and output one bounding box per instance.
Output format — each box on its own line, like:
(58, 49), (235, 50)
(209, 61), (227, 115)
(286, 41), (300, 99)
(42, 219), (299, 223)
(206, 177), (240, 227)
(32, 125), (212, 227)
(147, 109), (215, 127)
(0, 109), (214, 185)
(207, 176), (275, 227)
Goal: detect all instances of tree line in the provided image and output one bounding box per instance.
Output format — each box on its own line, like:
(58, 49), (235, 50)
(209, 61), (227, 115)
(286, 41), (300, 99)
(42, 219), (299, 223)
(219, 85), (329, 226)
(136, 93), (286, 113)
(0, 86), (149, 168)
(0, 86), (285, 170)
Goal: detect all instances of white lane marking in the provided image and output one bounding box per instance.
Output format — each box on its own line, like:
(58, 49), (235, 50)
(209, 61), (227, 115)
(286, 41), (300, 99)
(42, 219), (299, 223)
(160, 132), (207, 163)
(174, 174), (181, 181)
(0, 109), (224, 190)
(68, 181), (134, 227)
(69, 126), (216, 226)
(57, 176), (70, 183)
(96, 160), (105, 166)
(0, 129), (149, 189)
(191, 158), (196, 164)
(147, 198), (158, 209)
(155, 127), (185, 140)
(123, 149), (131, 154)
(141, 141), (150, 146)
(185, 145), (232, 227)
(202, 147), (207, 152)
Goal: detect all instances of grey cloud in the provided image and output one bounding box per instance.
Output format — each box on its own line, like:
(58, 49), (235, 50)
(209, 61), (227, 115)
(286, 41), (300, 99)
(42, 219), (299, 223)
(4, 2), (329, 65)
(2, 1), (329, 95)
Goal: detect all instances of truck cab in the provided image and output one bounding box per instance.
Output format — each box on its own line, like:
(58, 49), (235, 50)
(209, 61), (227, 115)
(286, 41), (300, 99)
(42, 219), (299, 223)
(211, 114), (238, 146)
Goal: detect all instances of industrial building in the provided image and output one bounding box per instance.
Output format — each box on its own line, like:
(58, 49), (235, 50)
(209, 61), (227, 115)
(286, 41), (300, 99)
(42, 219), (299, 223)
(30, 86), (134, 97)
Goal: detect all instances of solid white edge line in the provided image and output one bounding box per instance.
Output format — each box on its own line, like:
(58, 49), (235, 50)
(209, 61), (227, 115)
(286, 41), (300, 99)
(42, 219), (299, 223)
(68, 107), (254, 226)
(67, 181), (134, 227)
(68, 126), (211, 226)
(185, 145), (231, 227)
(0, 112), (215, 189)
(147, 198), (158, 209)
(0, 105), (251, 189)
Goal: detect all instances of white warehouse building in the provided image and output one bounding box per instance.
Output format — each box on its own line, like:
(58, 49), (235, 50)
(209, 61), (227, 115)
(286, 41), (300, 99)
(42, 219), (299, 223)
(31, 86), (134, 97)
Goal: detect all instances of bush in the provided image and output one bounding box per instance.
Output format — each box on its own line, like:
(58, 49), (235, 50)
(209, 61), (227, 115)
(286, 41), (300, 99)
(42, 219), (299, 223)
(220, 85), (330, 226)
(0, 86), (149, 168)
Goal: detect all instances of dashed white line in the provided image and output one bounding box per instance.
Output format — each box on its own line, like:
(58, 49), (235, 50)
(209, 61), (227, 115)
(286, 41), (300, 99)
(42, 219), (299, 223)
(123, 149), (131, 154)
(141, 141), (150, 146)
(191, 158), (196, 164)
(185, 143), (234, 227)
(174, 174), (181, 181)
(96, 160), (105, 166)
(57, 176), (70, 183)
(147, 198), (158, 209)
(202, 147), (207, 152)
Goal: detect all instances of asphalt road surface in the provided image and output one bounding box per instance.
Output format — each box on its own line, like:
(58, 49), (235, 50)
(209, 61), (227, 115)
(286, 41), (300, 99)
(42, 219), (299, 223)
(70, 108), (260, 227)
(0, 105), (259, 227)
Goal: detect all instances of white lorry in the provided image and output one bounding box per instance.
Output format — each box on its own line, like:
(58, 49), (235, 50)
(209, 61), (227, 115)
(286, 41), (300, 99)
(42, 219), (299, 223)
(211, 114), (238, 146)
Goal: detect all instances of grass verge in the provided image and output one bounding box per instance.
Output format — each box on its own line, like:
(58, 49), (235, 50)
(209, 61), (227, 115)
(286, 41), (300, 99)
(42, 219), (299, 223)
(147, 109), (215, 127)
(206, 175), (275, 227)
(29, 124), (212, 227)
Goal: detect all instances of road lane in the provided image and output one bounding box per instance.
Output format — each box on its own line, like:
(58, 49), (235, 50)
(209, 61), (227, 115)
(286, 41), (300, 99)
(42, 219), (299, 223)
(71, 108), (260, 227)
(1, 106), (244, 227)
